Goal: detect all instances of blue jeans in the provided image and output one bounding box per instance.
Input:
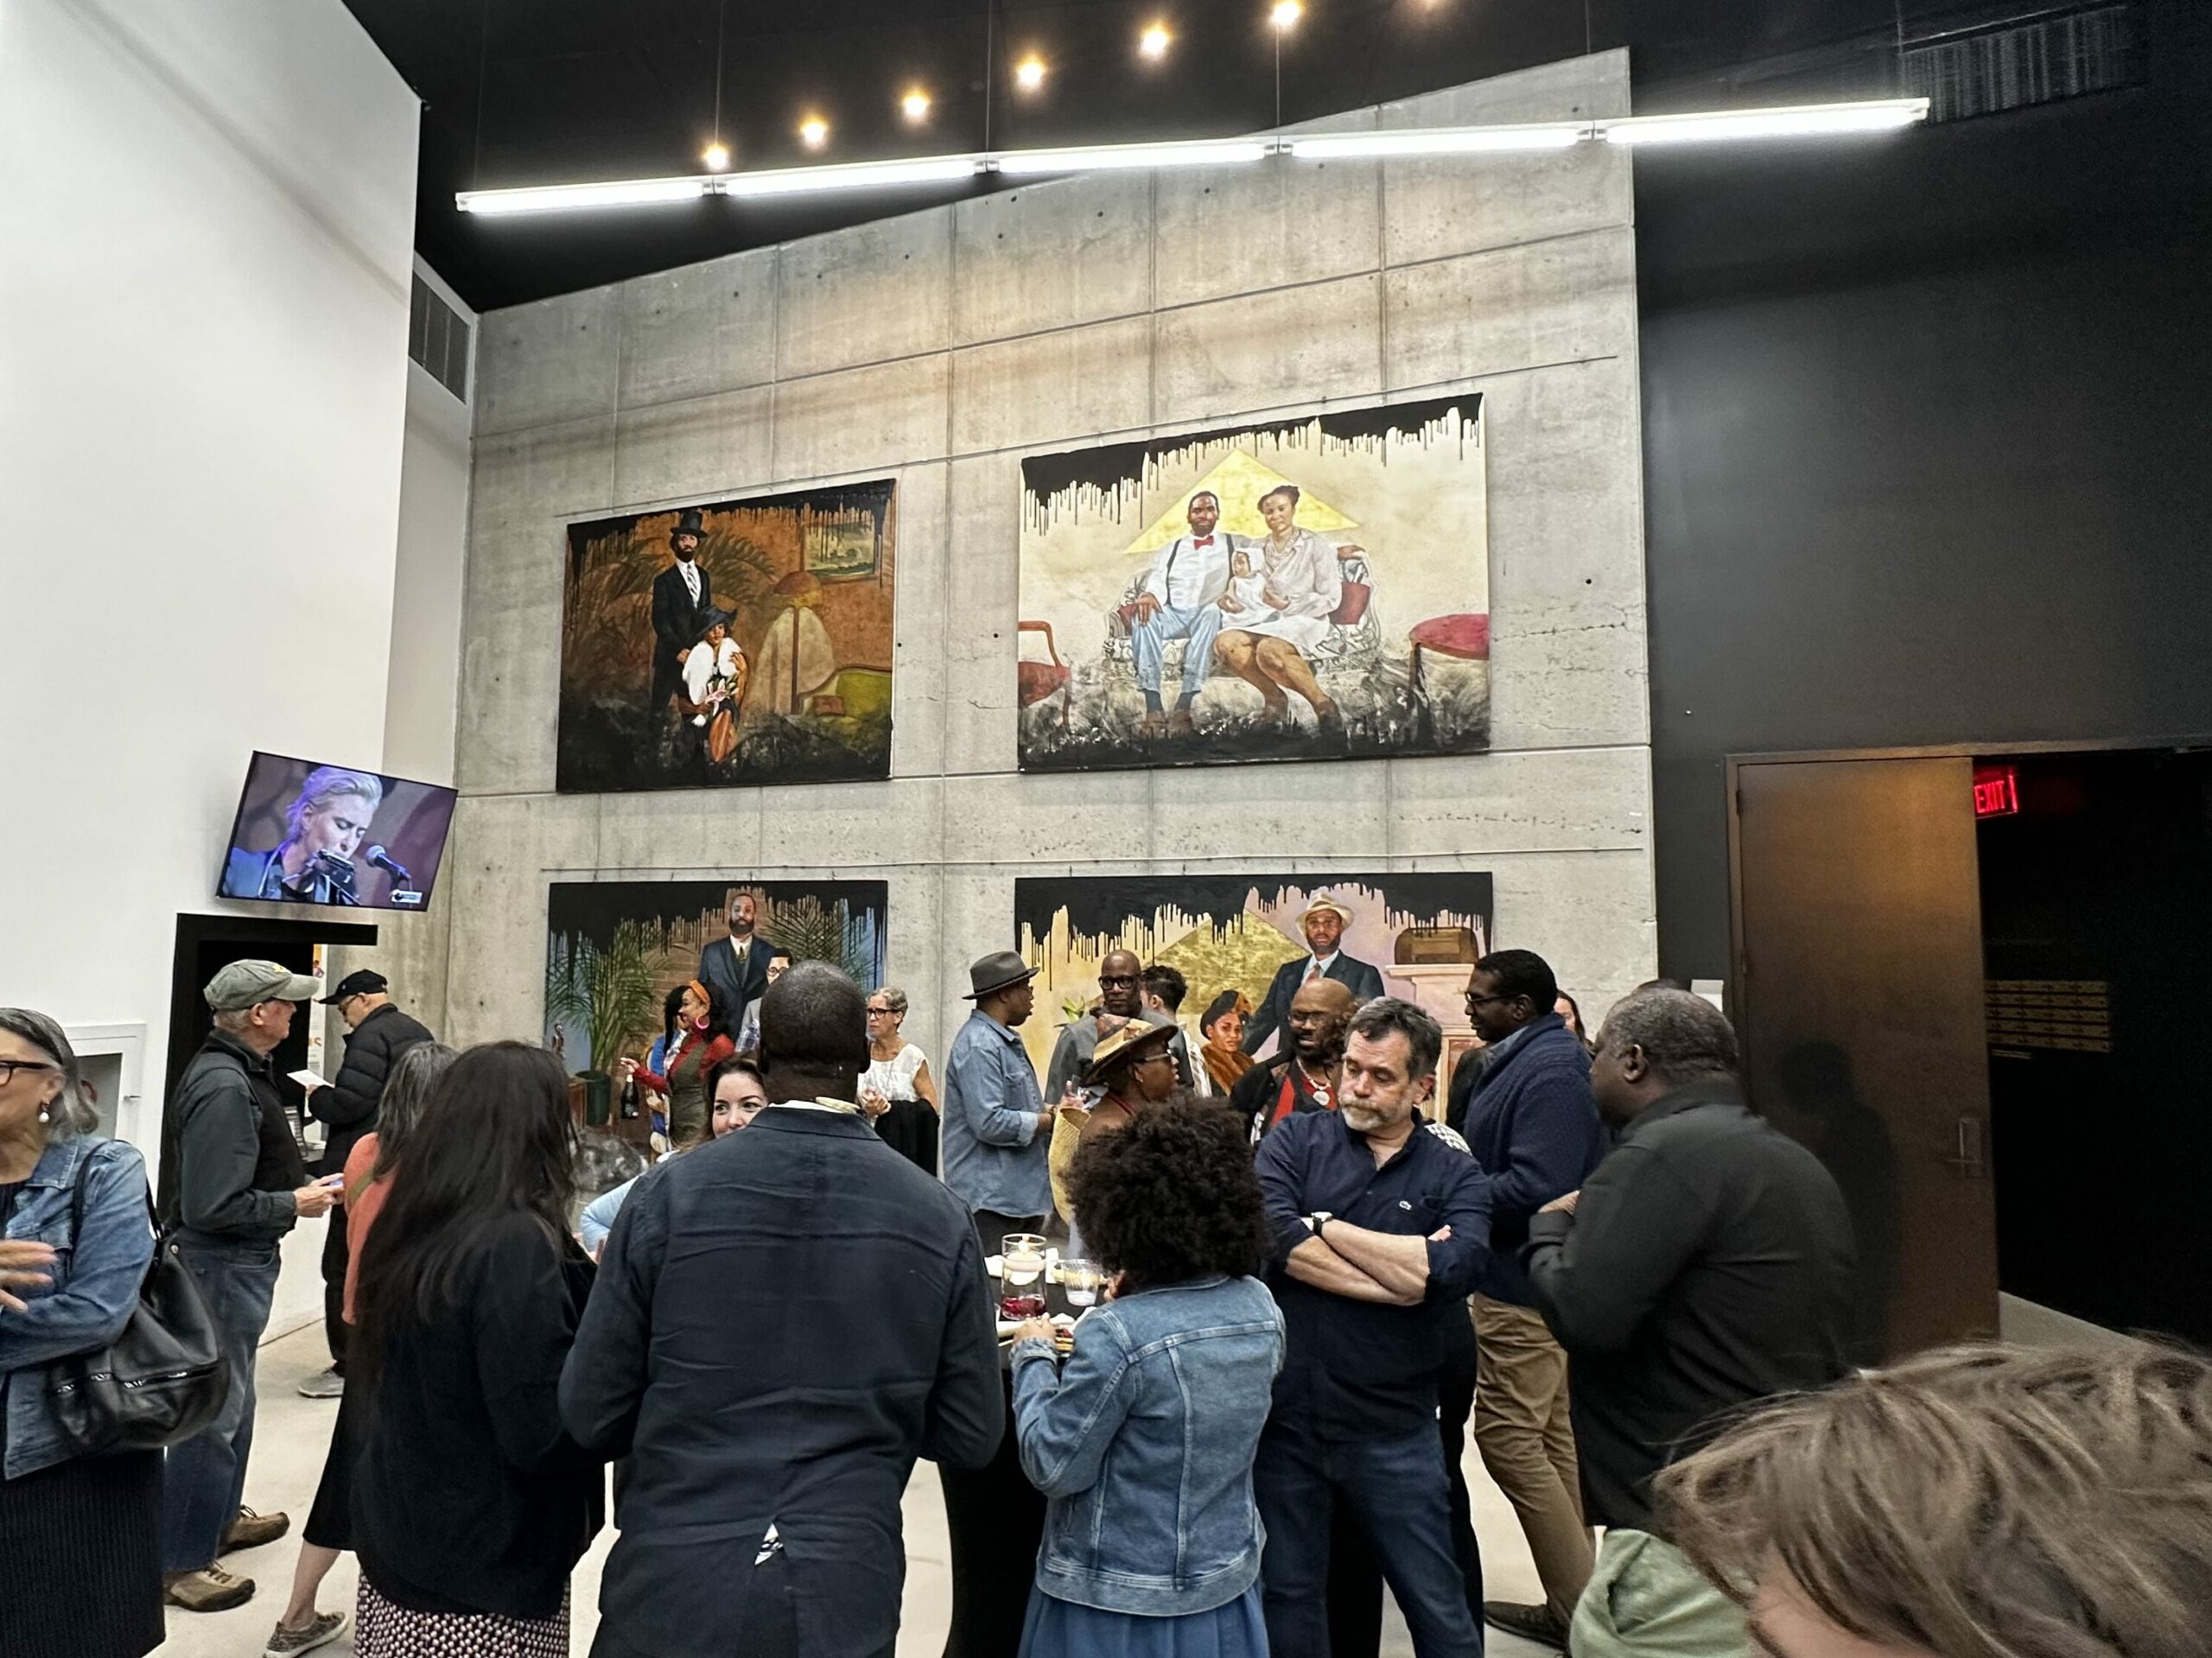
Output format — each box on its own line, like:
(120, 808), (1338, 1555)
(1131, 602), (1224, 697)
(1255, 1418), (1484, 1658)
(160, 1241), (280, 1572)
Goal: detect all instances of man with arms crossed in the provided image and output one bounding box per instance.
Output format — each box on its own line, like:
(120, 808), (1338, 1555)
(1252, 998), (1491, 1658)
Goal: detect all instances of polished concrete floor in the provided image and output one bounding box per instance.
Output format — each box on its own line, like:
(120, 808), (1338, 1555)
(156, 1322), (1555, 1657)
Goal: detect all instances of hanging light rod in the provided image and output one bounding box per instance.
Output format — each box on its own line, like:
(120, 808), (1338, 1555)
(454, 98), (1929, 214)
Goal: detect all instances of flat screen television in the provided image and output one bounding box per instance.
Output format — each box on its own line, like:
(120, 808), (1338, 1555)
(216, 753), (458, 912)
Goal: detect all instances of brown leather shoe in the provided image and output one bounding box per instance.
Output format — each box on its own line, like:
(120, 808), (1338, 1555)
(1484, 1600), (1567, 1651)
(222, 1505), (290, 1552)
(164, 1564), (257, 1612)
(1167, 707), (1196, 737)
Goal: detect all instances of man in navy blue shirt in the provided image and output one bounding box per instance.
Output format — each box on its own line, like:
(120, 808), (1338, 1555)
(1253, 998), (1491, 1658)
(1449, 950), (1607, 1651)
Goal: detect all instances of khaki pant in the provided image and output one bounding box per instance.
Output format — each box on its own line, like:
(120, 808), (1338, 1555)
(1472, 1293), (1595, 1622)
(1569, 1529), (1749, 1658)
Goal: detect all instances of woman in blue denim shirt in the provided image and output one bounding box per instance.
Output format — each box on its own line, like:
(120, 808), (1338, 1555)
(0, 1007), (162, 1658)
(1008, 1100), (1286, 1657)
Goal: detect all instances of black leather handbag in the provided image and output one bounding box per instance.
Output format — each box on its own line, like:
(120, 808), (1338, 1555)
(47, 1153), (232, 1455)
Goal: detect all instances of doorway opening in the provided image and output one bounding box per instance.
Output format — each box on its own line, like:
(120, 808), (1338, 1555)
(162, 912), (380, 1175)
(1729, 740), (2212, 1356)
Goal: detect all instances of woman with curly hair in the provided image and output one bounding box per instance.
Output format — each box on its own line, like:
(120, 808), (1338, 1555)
(1007, 1100), (1285, 1657)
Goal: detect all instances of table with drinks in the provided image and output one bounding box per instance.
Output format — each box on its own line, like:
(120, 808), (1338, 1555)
(938, 1235), (1102, 1658)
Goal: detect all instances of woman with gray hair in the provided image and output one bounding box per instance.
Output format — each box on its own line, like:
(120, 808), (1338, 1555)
(0, 1007), (164, 1658)
(861, 984), (942, 1174)
(264, 1041), (456, 1658)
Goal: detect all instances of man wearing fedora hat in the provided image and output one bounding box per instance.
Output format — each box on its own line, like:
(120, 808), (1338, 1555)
(1243, 893), (1388, 1057)
(942, 950), (1054, 1257)
(649, 507), (715, 725)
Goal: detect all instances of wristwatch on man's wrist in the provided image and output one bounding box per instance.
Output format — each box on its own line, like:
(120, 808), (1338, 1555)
(1306, 1210), (1333, 1236)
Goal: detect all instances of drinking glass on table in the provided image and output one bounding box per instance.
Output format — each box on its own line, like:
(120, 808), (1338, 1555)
(1059, 1259), (1102, 1308)
(1001, 1233), (1048, 1318)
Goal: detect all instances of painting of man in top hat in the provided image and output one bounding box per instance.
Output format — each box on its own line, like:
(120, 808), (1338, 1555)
(557, 480), (898, 792)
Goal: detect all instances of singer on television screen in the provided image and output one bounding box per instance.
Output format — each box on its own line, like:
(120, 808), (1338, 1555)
(219, 765), (387, 905)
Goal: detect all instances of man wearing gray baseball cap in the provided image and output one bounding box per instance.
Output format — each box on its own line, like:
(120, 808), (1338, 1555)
(154, 959), (342, 1614)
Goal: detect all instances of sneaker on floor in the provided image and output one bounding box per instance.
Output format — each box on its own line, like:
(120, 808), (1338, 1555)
(264, 1610), (347, 1656)
(164, 1564), (257, 1612)
(222, 1505), (291, 1551)
(1484, 1600), (1569, 1651)
(296, 1366), (346, 1399)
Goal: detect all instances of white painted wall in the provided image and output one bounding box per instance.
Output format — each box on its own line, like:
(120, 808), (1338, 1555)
(0, 0), (418, 1334)
(384, 260), (475, 785)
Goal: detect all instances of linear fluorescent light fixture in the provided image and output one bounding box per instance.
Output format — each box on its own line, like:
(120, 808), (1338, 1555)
(1598, 98), (1929, 145)
(720, 152), (984, 197)
(995, 137), (1271, 175)
(1287, 123), (1589, 159)
(457, 176), (708, 215)
(454, 97), (1934, 213)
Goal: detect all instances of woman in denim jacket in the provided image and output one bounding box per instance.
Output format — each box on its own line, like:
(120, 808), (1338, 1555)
(1008, 1100), (1285, 1657)
(0, 1007), (162, 1658)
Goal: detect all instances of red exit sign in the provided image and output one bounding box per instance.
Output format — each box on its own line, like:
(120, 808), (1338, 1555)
(1974, 764), (2020, 818)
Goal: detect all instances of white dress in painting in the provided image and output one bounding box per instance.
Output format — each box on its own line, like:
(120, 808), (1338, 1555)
(1224, 526), (1342, 655)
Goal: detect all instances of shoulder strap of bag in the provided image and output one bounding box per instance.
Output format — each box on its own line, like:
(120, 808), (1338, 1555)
(67, 1145), (164, 1249)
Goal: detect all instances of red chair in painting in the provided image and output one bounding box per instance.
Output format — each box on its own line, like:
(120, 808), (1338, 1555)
(1018, 619), (1073, 729)
(1406, 613), (1490, 739)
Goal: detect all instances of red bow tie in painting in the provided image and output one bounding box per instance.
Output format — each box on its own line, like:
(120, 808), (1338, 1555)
(1192, 535), (1214, 547)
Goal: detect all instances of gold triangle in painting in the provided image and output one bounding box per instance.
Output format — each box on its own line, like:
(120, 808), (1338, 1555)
(1123, 450), (1358, 553)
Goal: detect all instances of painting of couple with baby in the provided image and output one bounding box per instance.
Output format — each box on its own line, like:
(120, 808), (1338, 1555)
(1015, 392), (1491, 773)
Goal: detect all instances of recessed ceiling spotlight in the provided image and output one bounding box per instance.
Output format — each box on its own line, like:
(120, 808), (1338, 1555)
(1269, 0), (1303, 31)
(1140, 22), (1172, 59)
(798, 114), (829, 149)
(702, 142), (731, 172)
(1014, 54), (1047, 92)
(901, 87), (931, 123)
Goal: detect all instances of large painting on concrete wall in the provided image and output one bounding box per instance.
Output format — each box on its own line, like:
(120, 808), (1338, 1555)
(543, 879), (888, 1076)
(556, 482), (896, 793)
(1012, 873), (1494, 1091)
(1016, 395), (1489, 772)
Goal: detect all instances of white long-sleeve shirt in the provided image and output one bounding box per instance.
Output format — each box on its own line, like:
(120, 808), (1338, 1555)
(1140, 532), (1238, 610)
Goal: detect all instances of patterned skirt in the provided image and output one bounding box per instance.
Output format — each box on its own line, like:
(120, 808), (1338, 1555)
(356, 1578), (569, 1658)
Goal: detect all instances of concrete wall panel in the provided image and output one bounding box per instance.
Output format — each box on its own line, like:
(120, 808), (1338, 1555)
(952, 175), (1154, 345)
(612, 384), (774, 509)
(1153, 272), (1384, 428)
(1383, 229), (1637, 392)
(950, 314), (1154, 458)
(475, 288), (620, 436)
(618, 248), (779, 408)
(772, 353), (952, 484)
(776, 209), (954, 378)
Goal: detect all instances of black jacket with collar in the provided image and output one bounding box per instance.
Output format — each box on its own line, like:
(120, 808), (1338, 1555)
(1522, 1077), (1856, 1534)
(311, 1002), (435, 1176)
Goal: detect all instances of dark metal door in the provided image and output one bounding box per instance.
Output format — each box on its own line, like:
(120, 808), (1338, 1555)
(1732, 755), (1999, 1359)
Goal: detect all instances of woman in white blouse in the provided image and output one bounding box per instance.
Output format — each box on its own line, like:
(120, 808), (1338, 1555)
(1214, 485), (1357, 734)
(860, 986), (942, 1175)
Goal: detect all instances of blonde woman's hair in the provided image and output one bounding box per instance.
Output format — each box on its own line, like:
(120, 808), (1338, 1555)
(1656, 1342), (2212, 1658)
(284, 766), (383, 844)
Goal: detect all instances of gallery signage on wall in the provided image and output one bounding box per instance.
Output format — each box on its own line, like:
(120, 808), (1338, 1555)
(1012, 872), (1495, 1089)
(543, 879), (889, 1076)
(556, 482), (897, 793)
(1017, 394), (1490, 772)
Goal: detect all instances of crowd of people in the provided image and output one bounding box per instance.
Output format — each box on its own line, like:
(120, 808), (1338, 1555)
(1, 937), (2208, 1658)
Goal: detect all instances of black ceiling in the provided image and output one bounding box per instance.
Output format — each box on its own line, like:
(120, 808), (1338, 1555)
(345, 0), (1929, 313)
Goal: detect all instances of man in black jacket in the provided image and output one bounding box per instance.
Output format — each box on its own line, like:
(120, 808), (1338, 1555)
(563, 962), (1003, 1658)
(298, 969), (433, 1397)
(697, 887), (775, 1039)
(157, 960), (341, 1613)
(1523, 988), (1854, 1658)
(649, 508), (714, 724)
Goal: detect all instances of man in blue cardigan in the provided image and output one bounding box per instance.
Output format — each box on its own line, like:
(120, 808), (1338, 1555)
(1446, 950), (1607, 1653)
